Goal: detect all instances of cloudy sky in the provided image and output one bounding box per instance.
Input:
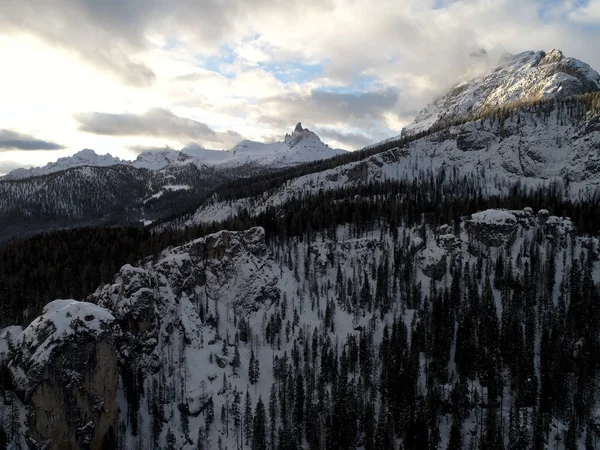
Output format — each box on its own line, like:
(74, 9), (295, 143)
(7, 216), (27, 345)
(1, 0), (600, 174)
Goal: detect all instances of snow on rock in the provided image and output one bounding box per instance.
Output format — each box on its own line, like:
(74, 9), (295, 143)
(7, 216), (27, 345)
(418, 244), (447, 280)
(543, 215), (575, 240)
(469, 209), (517, 225)
(466, 209), (519, 247)
(15, 300), (115, 372)
(7, 300), (118, 450)
(0, 325), (22, 363)
(130, 149), (181, 170)
(410, 237), (425, 253)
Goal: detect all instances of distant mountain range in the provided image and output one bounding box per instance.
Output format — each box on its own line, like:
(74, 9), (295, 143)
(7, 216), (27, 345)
(2, 123), (346, 180)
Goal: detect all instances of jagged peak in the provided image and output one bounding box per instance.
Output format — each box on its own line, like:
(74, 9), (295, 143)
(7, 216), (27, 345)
(284, 122), (322, 148)
(405, 49), (600, 136)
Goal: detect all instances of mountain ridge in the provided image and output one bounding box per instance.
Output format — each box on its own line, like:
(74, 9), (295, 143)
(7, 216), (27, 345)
(2, 123), (346, 180)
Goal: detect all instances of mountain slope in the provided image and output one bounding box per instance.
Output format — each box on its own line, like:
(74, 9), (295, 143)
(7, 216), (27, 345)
(2, 205), (599, 449)
(0, 162), (230, 242)
(4, 149), (123, 180)
(177, 94), (600, 229)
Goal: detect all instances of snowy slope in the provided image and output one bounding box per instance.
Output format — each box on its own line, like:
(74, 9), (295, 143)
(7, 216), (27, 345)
(404, 49), (600, 135)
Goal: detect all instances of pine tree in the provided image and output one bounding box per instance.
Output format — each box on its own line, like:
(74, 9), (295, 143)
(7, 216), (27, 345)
(269, 384), (278, 450)
(205, 397), (215, 434)
(253, 396), (267, 450)
(245, 390), (254, 446)
(249, 347), (260, 385)
(232, 345), (241, 375)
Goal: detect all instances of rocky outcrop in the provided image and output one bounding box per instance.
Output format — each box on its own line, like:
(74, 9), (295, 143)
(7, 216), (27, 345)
(418, 244), (447, 280)
(466, 209), (520, 247)
(9, 300), (117, 450)
(29, 337), (117, 450)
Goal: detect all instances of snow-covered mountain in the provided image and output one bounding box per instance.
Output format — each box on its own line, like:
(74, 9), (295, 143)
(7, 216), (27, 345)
(130, 149), (183, 170)
(404, 49), (600, 135)
(0, 163), (230, 242)
(177, 94), (600, 228)
(185, 122), (346, 168)
(2, 123), (346, 181)
(3, 149), (123, 180)
(175, 50), (600, 229)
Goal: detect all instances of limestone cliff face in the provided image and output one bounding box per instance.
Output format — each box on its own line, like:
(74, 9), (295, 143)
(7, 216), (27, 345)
(9, 300), (117, 450)
(29, 337), (117, 450)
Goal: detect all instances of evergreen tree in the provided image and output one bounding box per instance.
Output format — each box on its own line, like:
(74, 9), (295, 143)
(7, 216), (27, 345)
(245, 390), (254, 446)
(253, 396), (267, 450)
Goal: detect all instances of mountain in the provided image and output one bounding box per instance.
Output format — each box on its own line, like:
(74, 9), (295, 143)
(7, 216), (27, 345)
(2, 123), (346, 181)
(405, 49), (600, 135)
(130, 149), (183, 170)
(3, 149), (123, 180)
(0, 124), (345, 242)
(3, 50), (600, 450)
(185, 122), (347, 168)
(0, 162), (230, 243)
(176, 51), (600, 229)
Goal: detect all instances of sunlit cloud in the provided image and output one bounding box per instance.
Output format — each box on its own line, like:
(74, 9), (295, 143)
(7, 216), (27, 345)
(0, 0), (599, 167)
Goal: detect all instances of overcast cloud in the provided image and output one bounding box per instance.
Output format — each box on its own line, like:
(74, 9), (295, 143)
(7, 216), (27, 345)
(1, 0), (600, 168)
(0, 130), (64, 151)
(75, 108), (243, 148)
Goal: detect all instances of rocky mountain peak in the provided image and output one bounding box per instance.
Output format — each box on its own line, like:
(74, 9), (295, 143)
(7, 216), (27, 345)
(284, 122), (322, 148)
(405, 49), (600, 135)
(540, 48), (564, 65)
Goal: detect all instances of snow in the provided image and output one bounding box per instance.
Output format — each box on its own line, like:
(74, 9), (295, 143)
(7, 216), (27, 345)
(6, 207), (600, 449)
(469, 209), (517, 225)
(0, 325), (22, 363)
(163, 184), (191, 191)
(131, 149), (181, 170)
(17, 299), (115, 367)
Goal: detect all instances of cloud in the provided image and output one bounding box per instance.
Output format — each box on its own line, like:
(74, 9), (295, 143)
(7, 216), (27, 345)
(75, 108), (243, 148)
(255, 88), (399, 130)
(3, 0), (600, 166)
(312, 127), (374, 150)
(0, 160), (30, 176)
(568, 0), (600, 24)
(0, 130), (64, 151)
(127, 144), (177, 154)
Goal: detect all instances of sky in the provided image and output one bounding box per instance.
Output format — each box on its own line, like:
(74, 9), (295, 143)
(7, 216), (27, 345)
(1, 0), (600, 174)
